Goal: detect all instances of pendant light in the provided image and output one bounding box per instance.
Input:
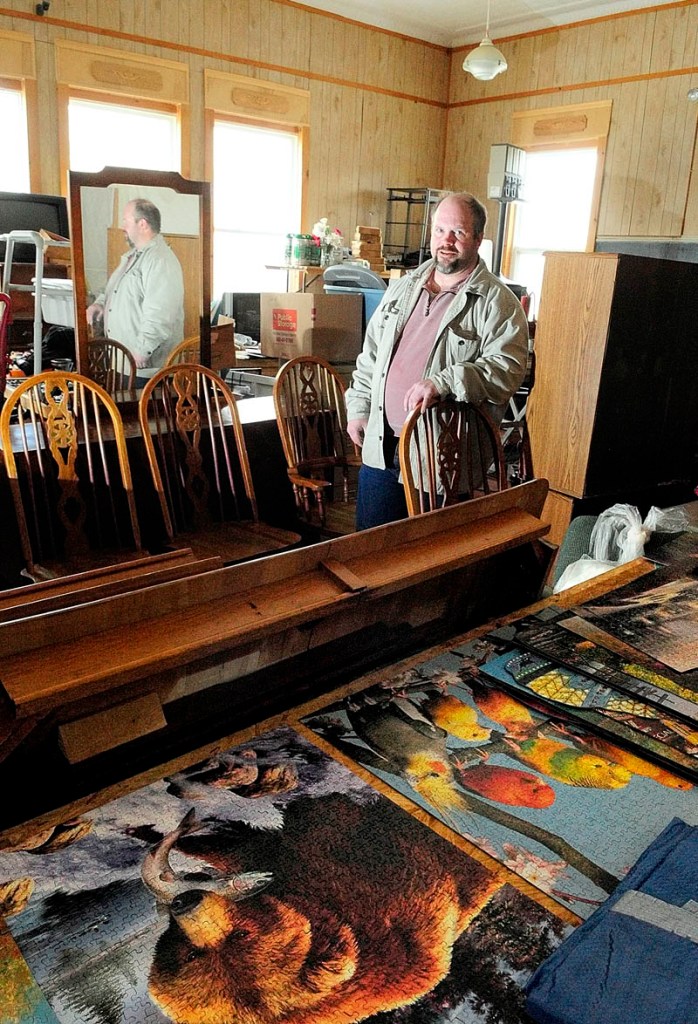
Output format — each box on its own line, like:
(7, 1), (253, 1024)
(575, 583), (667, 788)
(462, 0), (508, 81)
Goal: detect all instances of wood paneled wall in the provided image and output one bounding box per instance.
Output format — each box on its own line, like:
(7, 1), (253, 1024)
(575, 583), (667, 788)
(1, 0), (696, 244)
(446, 2), (698, 240)
(0, 0), (449, 240)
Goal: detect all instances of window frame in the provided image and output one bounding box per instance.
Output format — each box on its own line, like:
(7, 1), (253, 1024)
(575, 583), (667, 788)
(204, 69), (310, 228)
(0, 32), (39, 193)
(502, 101), (611, 281)
(60, 88), (184, 182)
(55, 40), (190, 197)
(206, 111), (307, 295)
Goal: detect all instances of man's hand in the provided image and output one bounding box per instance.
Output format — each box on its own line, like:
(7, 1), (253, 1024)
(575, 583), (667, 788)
(86, 302), (103, 325)
(134, 353), (150, 369)
(404, 379), (440, 411)
(347, 417), (368, 447)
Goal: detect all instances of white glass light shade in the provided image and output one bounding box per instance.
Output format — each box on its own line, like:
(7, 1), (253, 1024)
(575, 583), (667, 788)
(462, 36), (508, 81)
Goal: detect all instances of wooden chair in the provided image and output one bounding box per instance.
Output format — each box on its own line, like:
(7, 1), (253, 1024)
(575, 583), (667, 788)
(500, 350), (535, 485)
(139, 363), (301, 563)
(273, 356), (361, 535)
(398, 398), (508, 517)
(0, 292), (12, 401)
(87, 338), (137, 401)
(0, 371), (144, 581)
(164, 334), (200, 367)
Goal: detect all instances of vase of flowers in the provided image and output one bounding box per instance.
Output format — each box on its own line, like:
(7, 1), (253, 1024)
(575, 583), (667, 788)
(312, 218), (344, 267)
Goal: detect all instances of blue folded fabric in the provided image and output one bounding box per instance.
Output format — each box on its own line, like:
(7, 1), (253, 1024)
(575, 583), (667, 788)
(525, 817), (698, 1024)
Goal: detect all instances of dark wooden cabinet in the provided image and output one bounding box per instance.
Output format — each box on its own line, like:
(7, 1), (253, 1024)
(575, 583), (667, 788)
(527, 251), (698, 545)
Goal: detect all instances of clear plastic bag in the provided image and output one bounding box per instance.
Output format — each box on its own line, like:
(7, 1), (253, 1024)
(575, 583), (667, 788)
(553, 554), (617, 592)
(553, 503), (688, 594)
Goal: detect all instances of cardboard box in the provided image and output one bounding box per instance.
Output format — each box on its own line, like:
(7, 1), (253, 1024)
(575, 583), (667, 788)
(260, 292), (363, 362)
(211, 316), (236, 370)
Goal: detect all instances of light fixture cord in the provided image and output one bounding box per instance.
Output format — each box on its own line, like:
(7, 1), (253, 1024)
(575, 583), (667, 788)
(485, 0), (491, 36)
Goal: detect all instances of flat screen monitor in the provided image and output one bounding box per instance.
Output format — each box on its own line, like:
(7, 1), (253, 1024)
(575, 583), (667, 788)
(0, 191), (70, 263)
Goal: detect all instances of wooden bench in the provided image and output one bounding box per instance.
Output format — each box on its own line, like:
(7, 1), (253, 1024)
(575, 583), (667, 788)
(0, 480), (551, 765)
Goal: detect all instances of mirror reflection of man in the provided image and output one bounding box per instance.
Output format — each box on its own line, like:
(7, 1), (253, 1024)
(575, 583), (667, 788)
(86, 198), (184, 374)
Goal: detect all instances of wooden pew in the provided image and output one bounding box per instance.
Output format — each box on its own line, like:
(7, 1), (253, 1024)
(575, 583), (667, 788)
(0, 480), (551, 768)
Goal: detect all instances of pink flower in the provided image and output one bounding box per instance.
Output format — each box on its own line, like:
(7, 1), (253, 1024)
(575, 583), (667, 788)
(501, 842), (568, 891)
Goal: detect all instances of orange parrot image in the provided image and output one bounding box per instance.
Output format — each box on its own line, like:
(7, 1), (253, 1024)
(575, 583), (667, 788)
(468, 682), (537, 739)
(308, 692), (622, 899)
(419, 693), (492, 743)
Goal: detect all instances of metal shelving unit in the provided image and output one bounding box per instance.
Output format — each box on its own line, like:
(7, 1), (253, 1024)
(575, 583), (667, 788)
(383, 187), (451, 267)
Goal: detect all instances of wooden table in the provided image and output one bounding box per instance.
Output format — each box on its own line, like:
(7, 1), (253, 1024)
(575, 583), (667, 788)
(2, 491), (694, 830)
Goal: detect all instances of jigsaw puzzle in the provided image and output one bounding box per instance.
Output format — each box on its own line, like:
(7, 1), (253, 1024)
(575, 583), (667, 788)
(514, 608), (698, 722)
(573, 577), (698, 672)
(476, 629), (698, 779)
(303, 647), (698, 917)
(0, 726), (568, 1024)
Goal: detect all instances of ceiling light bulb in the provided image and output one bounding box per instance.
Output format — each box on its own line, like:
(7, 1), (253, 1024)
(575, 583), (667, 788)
(462, 36), (508, 81)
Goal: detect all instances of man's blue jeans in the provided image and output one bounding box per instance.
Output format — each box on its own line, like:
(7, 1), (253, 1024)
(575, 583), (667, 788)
(355, 443), (408, 531)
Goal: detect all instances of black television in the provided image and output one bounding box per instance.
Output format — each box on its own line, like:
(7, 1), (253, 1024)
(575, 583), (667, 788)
(0, 191), (70, 264)
(214, 292), (261, 341)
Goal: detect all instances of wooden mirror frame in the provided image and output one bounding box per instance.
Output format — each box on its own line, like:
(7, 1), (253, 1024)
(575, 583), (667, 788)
(68, 166), (211, 382)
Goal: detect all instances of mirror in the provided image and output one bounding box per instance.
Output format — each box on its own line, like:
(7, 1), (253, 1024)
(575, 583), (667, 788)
(68, 167), (211, 385)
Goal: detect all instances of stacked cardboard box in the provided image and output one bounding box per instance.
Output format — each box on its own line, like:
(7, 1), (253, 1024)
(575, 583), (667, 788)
(260, 293), (363, 362)
(351, 226), (386, 273)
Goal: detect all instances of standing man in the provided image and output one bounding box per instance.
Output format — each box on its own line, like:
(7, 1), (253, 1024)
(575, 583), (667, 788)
(87, 198), (184, 375)
(345, 191), (529, 530)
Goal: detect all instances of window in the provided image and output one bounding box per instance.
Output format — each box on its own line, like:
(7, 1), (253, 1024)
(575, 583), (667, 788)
(67, 96), (180, 173)
(55, 42), (189, 186)
(506, 101), (611, 313)
(507, 146), (599, 309)
(0, 82), (30, 191)
(212, 119), (302, 297)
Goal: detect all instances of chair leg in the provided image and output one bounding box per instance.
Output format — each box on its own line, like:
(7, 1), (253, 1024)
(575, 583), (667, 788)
(316, 491), (327, 528)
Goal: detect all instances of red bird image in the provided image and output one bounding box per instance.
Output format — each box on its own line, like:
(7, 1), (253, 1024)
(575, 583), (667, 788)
(455, 763), (556, 808)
